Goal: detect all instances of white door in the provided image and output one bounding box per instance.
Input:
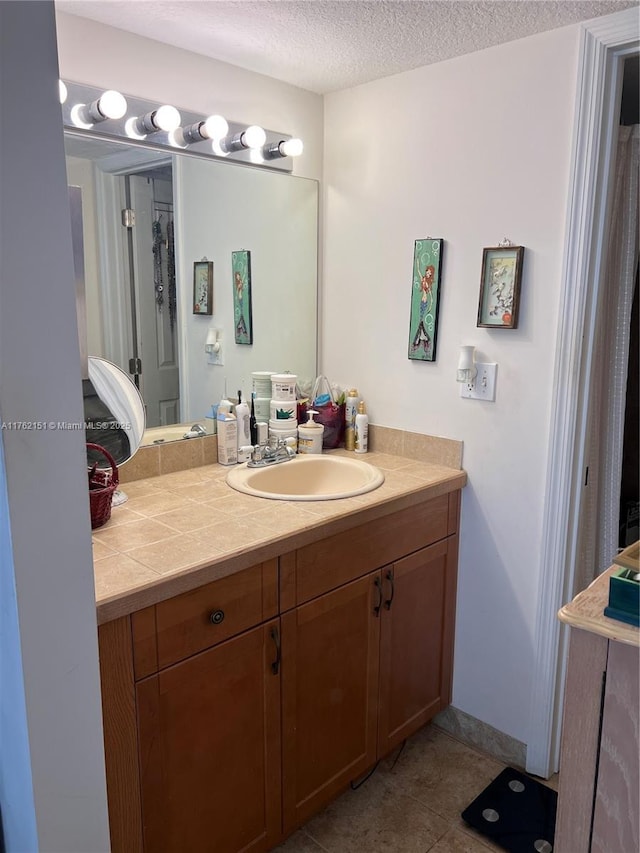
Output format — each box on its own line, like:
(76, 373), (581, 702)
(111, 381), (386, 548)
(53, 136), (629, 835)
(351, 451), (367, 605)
(128, 175), (180, 426)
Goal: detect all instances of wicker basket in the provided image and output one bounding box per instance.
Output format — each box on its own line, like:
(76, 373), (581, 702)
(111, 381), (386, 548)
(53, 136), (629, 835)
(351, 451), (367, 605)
(87, 442), (119, 529)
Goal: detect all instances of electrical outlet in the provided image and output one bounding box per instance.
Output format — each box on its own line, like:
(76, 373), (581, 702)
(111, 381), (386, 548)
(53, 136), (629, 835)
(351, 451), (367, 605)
(460, 362), (497, 401)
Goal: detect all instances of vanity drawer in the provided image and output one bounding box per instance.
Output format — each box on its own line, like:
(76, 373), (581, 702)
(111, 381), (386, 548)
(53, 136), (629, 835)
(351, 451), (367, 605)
(131, 559), (278, 676)
(281, 492), (457, 608)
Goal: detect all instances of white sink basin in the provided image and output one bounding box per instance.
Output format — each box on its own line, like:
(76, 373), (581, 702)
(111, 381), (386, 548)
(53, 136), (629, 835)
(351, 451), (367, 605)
(225, 455), (385, 501)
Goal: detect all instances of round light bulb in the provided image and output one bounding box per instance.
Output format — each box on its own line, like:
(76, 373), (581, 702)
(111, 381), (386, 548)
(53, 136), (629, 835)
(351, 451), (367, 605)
(203, 114), (228, 140)
(154, 105), (180, 132)
(281, 138), (303, 157)
(59, 80), (67, 104)
(168, 129), (188, 148)
(70, 103), (93, 129)
(211, 139), (229, 157)
(125, 116), (146, 140)
(242, 125), (266, 149)
(98, 90), (127, 120)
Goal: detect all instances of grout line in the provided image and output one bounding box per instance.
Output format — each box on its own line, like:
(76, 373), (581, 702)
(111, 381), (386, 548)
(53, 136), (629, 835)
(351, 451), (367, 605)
(300, 828), (333, 852)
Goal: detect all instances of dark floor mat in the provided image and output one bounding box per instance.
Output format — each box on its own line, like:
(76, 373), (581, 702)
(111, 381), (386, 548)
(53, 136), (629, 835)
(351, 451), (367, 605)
(461, 767), (557, 852)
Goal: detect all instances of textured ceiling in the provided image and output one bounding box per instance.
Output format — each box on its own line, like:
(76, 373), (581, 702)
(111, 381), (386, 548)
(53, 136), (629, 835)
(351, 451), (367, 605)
(55, 0), (639, 93)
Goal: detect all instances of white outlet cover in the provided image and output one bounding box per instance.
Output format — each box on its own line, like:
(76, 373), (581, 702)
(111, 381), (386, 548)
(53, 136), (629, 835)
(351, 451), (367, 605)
(460, 362), (497, 401)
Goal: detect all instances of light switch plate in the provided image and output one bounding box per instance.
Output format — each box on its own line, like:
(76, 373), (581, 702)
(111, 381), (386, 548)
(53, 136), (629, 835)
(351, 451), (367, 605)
(460, 362), (497, 401)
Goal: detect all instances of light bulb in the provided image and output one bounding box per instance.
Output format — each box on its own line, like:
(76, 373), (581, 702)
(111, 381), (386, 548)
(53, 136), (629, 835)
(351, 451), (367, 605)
(130, 105), (181, 136)
(154, 105), (180, 132)
(281, 138), (303, 157)
(168, 129), (188, 148)
(125, 116), (146, 140)
(96, 89), (127, 120)
(211, 139), (229, 157)
(203, 114), (228, 140)
(59, 80), (67, 104)
(242, 125), (266, 149)
(70, 103), (93, 129)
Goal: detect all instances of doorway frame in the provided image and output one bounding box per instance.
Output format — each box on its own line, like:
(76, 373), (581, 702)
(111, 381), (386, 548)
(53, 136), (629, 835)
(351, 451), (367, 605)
(527, 7), (639, 778)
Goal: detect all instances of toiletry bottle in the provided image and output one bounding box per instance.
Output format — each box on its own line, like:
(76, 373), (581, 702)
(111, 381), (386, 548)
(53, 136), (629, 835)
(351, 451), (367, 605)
(249, 393), (258, 444)
(235, 390), (251, 462)
(345, 388), (359, 451)
(354, 400), (369, 454)
(216, 408), (237, 465)
(298, 409), (324, 454)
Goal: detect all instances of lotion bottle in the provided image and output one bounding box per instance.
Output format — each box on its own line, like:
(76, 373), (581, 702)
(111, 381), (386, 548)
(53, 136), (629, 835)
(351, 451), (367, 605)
(297, 409), (324, 454)
(235, 389), (251, 462)
(354, 400), (369, 454)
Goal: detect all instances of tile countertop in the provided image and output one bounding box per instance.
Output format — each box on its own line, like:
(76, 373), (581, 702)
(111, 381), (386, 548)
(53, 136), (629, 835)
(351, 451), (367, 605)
(558, 565), (640, 647)
(93, 449), (467, 625)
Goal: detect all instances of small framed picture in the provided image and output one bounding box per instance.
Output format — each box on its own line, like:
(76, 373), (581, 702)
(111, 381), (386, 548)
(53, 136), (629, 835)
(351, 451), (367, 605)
(408, 238), (444, 361)
(232, 250), (253, 345)
(193, 261), (213, 315)
(477, 246), (524, 329)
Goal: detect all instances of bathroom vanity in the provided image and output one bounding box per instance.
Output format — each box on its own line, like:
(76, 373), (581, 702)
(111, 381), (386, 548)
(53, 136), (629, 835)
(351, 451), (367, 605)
(94, 450), (465, 852)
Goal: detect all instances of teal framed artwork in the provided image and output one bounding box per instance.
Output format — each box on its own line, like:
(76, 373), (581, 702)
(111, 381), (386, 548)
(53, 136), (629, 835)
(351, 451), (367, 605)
(408, 238), (444, 361)
(232, 250), (253, 345)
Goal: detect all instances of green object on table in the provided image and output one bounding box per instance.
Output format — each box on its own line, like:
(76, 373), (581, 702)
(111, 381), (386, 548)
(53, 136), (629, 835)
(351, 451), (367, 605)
(604, 567), (640, 627)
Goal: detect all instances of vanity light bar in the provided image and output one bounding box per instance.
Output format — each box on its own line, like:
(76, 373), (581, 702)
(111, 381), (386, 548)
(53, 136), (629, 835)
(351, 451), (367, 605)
(60, 81), (301, 173)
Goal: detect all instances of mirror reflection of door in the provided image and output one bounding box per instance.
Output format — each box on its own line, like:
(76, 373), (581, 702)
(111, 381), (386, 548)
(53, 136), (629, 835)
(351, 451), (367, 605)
(126, 171), (180, 427)
(67, 150), (180, 429)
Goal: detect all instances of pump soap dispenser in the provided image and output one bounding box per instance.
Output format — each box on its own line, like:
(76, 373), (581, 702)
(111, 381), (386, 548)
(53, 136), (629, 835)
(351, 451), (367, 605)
(298, 409), (324, 455)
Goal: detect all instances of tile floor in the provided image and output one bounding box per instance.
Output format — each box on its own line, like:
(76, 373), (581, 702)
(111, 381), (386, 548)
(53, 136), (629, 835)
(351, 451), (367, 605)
(273, 724), (559, 853)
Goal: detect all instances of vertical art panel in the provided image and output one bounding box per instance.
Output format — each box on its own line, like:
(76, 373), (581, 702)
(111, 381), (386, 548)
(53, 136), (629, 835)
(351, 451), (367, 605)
(408, 238), (444, 361)
(232, 250), (253, 345)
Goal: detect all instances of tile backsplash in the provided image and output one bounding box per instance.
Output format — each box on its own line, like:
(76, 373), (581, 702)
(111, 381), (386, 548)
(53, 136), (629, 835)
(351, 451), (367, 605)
(119, 425), (463, 483)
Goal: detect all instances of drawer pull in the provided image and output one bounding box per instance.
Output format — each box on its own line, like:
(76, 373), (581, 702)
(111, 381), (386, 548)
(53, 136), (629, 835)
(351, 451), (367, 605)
(373, 576), (383, 617)
(270, 626), (281, 675)
(209, 609), (225, 625)
(384, 569), (395, 610)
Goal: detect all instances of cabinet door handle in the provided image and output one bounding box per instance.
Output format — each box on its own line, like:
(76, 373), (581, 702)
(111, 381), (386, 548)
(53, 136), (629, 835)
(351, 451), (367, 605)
(373, 576), (383, 617)
(209, 609), (225, 625)
(270, 626), (281, 675)
(384, 569), (395, 610)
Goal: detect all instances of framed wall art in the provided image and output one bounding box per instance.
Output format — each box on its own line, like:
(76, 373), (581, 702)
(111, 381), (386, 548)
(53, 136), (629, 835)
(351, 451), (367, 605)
(232, 250), (253, 345)
(408, 238), (444, 362)
(477, 245), (524, 329)
(193, 260), (213, 315)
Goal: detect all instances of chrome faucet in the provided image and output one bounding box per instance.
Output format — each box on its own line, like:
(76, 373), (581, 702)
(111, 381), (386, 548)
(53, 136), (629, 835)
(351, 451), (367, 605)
(247, 436), (296, 468)
(184, 423), (207, 438)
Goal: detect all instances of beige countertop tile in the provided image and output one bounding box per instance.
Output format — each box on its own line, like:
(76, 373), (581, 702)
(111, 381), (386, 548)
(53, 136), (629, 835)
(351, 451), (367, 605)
(558, 565), (640, 647)
(94, 450), (466, 624)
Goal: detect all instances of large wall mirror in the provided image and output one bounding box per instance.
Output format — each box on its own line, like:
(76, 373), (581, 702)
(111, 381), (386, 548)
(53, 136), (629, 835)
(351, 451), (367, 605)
(65, 131), (318, 444)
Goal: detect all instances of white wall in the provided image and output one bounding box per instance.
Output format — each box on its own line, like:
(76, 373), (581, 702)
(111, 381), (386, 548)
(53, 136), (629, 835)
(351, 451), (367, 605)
(323, 28), (580, 746)
(0, 3), (110, 850)
(55, 12), (323, 182)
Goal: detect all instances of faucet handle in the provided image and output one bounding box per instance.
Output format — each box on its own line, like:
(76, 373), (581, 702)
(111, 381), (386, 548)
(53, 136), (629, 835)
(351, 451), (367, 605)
(249, 444), (264, 463)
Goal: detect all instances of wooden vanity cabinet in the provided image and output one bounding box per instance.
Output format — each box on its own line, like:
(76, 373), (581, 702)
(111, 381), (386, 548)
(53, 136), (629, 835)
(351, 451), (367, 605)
(98, 559), (280, 853)
(97, 492), (461, 852)
(280, 493), (460, 833)
(136, 619), (282, 853)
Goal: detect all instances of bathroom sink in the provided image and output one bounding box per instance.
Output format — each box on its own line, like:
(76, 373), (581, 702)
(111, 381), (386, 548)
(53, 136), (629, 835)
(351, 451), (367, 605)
(225, 455), (385, 501)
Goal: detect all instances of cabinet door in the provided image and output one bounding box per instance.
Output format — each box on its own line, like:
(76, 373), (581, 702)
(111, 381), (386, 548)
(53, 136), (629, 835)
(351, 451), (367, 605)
(378, 537), (456, 756)
(281, 572), (381, 833)
(136, 619), (282, 853)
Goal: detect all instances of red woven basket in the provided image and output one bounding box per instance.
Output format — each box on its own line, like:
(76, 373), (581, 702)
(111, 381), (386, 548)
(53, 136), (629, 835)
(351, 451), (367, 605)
(87, 442), (119, 529)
